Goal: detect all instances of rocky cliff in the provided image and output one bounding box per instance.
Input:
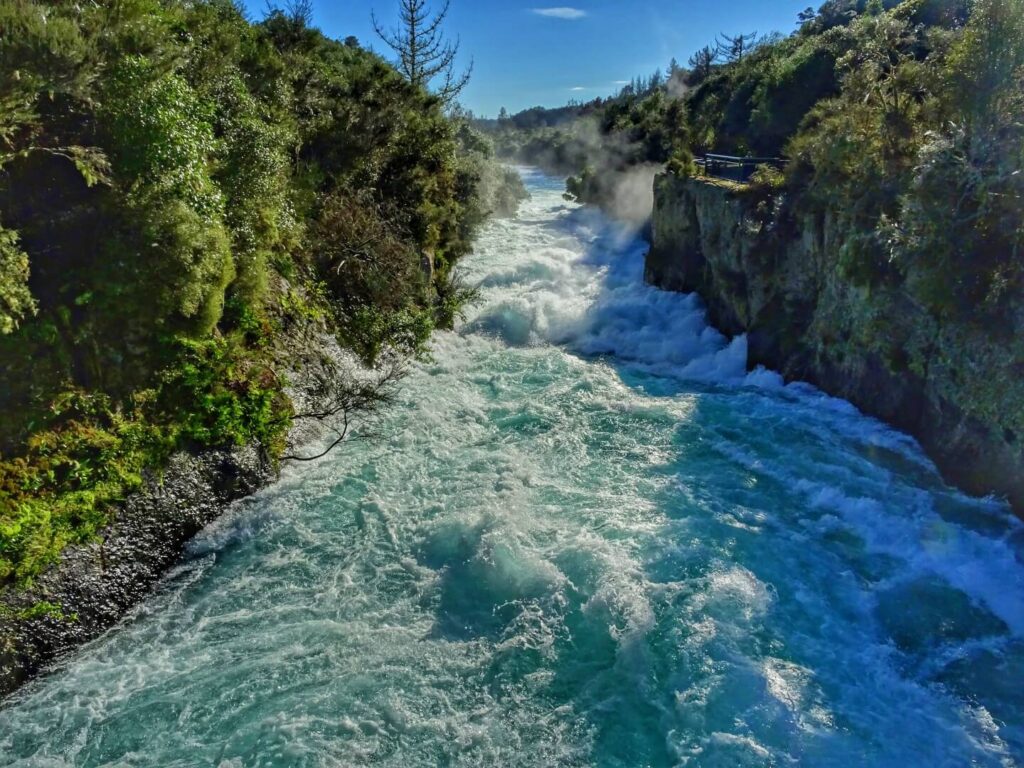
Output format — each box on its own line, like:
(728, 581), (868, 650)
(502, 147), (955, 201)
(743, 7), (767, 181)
(647, 173), (1024, 515)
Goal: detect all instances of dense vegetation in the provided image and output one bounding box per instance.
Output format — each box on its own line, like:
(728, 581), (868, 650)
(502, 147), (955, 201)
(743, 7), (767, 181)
(0, 0), (525, 589)
(485, 0), (1023, 315)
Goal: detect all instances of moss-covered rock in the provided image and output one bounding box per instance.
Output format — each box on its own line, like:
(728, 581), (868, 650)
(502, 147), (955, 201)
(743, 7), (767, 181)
(649, 173), (1024, 515)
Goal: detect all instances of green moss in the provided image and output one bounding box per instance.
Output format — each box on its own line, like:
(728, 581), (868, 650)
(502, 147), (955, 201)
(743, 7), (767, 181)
(0, 600), (70, 622)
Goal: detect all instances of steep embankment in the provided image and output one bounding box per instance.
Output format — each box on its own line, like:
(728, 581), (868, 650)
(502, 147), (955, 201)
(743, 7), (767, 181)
(647, 173), (1024, 514)
(1, 0), (527, 699)
(0, 328), (350, 697)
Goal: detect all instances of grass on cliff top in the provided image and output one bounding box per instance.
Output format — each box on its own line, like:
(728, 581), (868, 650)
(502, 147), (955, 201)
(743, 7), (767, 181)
(692, 174), (751, 192)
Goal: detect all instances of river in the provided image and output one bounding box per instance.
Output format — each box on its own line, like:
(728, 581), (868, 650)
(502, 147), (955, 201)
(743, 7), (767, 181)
(2, 169), (1022, 767)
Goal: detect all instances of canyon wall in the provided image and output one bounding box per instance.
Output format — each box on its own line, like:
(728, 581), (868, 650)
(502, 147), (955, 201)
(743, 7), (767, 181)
(647, 173), (1024, 515)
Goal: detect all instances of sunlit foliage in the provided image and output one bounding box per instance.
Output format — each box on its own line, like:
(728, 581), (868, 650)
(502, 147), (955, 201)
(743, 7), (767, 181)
(0, 0), (518, 585)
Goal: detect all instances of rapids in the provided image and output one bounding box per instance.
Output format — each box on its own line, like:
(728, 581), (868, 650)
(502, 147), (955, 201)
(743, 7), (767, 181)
(2, 169), (1022, 767)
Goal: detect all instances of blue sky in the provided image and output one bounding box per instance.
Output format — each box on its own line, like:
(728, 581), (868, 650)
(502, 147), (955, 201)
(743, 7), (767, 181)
(240, 1), (815, 117)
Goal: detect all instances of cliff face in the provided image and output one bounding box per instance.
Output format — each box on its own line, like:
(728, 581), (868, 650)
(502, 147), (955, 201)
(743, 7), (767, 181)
(647, 173), (1024, 515)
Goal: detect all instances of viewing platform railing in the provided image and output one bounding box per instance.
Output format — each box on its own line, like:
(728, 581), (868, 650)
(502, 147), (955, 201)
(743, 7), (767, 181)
(698, 154), (787, 183)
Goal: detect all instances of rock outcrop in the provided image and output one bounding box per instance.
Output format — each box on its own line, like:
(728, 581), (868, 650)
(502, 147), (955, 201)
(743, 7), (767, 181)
(647, 173), (1024, 516)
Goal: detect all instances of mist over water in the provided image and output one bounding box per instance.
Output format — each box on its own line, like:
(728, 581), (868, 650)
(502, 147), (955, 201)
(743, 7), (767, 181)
(3, 169), (1023, 767)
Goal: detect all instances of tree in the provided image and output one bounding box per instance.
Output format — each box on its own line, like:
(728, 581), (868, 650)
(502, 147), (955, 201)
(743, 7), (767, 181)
(498, 106), (510, 123)
(281, 356), (406, 462)
(373, 0), (472, 106)
(716, 31), (760, 62)
(798, 7), (817, 26)
(688, 46), (718, 84)
(264, 0), (313, 39)
(948, 0), (1024, 133)
(284, 0), (313, 26)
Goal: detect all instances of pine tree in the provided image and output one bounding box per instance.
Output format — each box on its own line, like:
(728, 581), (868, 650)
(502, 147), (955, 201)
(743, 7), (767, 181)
(688, 46), (718, 83)
(715, 31), (759, 62)
(373, 0), (472, 106)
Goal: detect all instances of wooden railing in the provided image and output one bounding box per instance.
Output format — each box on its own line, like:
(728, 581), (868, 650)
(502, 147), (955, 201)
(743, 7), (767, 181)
(697, 154), (787, 182)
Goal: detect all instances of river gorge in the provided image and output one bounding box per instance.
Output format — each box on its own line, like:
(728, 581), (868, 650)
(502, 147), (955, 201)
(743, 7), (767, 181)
(2, 169), (1022, 767)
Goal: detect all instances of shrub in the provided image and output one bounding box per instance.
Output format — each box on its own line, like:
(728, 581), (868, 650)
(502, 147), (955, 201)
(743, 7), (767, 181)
(0, 0), (509, 588)
(0, 391), (171, 585)
(666, 148), (697, 177)
(0, 226), (35, 335)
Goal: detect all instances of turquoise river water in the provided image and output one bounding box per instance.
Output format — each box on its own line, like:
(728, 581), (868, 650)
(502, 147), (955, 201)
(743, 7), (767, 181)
(2, 170), (1023, 767)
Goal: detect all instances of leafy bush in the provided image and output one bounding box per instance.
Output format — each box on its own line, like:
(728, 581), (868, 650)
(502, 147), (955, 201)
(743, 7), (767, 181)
(0, 226), (35, 335)
(891, 0), (1024, 317)
(666, 148), (697, 178)
(158, 337), (291, 452)
(0, 0), (515, 587)
(0, 391), (170, 585)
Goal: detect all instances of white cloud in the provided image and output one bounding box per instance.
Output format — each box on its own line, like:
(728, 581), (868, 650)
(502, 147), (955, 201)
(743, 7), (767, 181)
(532, 7), (587, 20)
(570, 86), (586, 91)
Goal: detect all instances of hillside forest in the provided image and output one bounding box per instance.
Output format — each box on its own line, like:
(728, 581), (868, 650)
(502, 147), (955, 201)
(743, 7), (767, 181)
(0, 0), (526, 590)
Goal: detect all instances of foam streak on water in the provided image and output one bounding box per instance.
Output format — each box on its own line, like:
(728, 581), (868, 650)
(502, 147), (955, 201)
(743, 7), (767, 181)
(2, 169), (1023, 767)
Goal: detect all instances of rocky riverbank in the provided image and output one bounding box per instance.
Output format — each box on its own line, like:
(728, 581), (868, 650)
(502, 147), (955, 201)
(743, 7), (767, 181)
(647, 172), (1024, 516)
(0, 328), (354, 699)
(0, 446), (273, 697)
